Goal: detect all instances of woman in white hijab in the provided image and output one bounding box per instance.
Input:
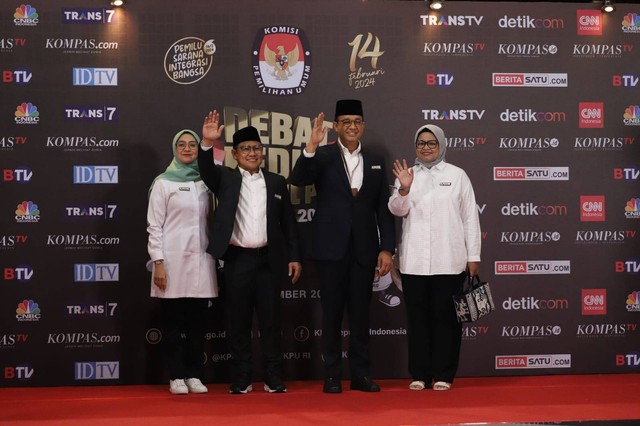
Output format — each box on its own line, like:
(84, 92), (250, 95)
(388, 124), (481, 392)
(147, 129), (219, 395)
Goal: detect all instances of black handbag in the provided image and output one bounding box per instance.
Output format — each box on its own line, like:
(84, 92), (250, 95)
(453, 274), (495, 323)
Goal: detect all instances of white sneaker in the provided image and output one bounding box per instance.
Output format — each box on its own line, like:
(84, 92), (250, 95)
(379, 292), (400, 307)
(186, 378), (208, 394)
(169, 379), (189, 395)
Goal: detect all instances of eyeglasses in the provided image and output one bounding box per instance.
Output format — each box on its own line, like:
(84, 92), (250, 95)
(338, 119), (364, 128)
(237, 144), (263, 154)
(416, 140), (439, 150)
(176, 142), (198, 151)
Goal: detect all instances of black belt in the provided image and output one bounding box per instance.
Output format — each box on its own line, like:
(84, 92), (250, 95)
(228, 245), (268, 256)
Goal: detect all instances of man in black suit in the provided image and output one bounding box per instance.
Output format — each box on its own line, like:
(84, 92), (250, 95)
(198, 110), (301, 394)
(289, 100), (395, 393)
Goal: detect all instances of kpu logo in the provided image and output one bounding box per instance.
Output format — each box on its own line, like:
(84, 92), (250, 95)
(582, 289), (606, 315)
(14, 102), (39, 125)
(165, 37), (215, 85)
(61, 8), (115, 24)
(14, 201), (40, 223)
(579, 102), (604, 128)
(73, 166), (118, 184)
(577, 10), (602, 35)
(580, 195), (605, 222)
(14, 4), (38, 26)
(73, 68), (117, 86)
(252, 26), (311, 96)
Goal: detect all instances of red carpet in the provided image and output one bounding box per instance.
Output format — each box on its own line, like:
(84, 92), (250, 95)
(1, 374), (639, 425)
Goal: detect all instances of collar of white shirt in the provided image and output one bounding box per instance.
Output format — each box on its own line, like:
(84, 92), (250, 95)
(337, 138), (361, 157)
(238, 165), (264, 180)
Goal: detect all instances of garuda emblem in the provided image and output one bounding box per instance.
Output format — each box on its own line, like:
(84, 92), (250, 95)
(264, 44), (299, 81)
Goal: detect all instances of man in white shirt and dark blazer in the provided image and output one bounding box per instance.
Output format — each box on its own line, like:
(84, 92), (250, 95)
(289, 100), (395, 393)
(198, 111), (301, 395)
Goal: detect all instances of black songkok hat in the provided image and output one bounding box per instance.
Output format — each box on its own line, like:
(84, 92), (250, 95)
(334, 99), (363, 121)
(232, 126), (261, 148)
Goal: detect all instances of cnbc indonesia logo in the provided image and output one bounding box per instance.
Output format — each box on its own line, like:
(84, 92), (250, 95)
(14, 4), (38, 26)
(625, 198), (640, 219)
(14, 102), (39, 125)
(623, 105), (640, 126)
(622, 13), (640, 34)
(16, 299), (40, 321)
(627, 291), (640, 312)
(15, 201), (40, 223)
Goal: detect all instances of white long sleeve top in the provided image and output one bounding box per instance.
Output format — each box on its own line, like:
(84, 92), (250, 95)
(147, 179), (218, 298)
(388, 161), (481, 276)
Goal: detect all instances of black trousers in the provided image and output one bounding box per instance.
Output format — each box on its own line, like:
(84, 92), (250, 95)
(223, 246), (282, 382)
(400, 272), (465, 384)
(317, 253), (376, 380)
(160, 297), (209, 380)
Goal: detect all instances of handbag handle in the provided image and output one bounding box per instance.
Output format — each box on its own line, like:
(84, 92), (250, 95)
(462, 273), (482, 292)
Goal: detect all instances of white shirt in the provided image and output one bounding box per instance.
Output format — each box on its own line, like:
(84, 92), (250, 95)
(147, 179), (218, 298)
(229, 166), (268, 248)
(303, 139), (363, 191)
(388, 161), (481, 276)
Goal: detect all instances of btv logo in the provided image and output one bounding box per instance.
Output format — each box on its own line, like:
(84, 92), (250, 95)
(2, 69), (32, 84)
(72, 68), (117, 86)
(4, 265), (34, 282)
(426, 72), (453, 86)
(616, 353), (640, 368)
(75, 362), (119, 380)
(3, 167), (33, 183)
(616, 260), (640, 274)
(613, 74), (638, 87)
(74, 264), (119, 282)
(4, 365), (34, 379)
(614, 167), (639, 180)
(73, 166), (118, 184)
(580, 195), (605, 222)
(582, 289), (606, 315)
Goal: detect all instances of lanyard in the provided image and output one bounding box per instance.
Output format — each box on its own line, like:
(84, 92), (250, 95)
(339, 147), (361, 197)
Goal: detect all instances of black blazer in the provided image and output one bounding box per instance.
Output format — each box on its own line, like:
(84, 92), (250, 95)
(197, 146), (300, 270)
(289, 142), (395, 265)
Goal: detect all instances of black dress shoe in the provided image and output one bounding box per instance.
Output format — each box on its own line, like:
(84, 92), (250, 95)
(350, 376), (380, 392)
(323, 377), (342, 393)
(229, 374), (253, 394)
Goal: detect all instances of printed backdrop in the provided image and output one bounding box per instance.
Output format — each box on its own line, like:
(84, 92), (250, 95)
(1, 1), (639, 386)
